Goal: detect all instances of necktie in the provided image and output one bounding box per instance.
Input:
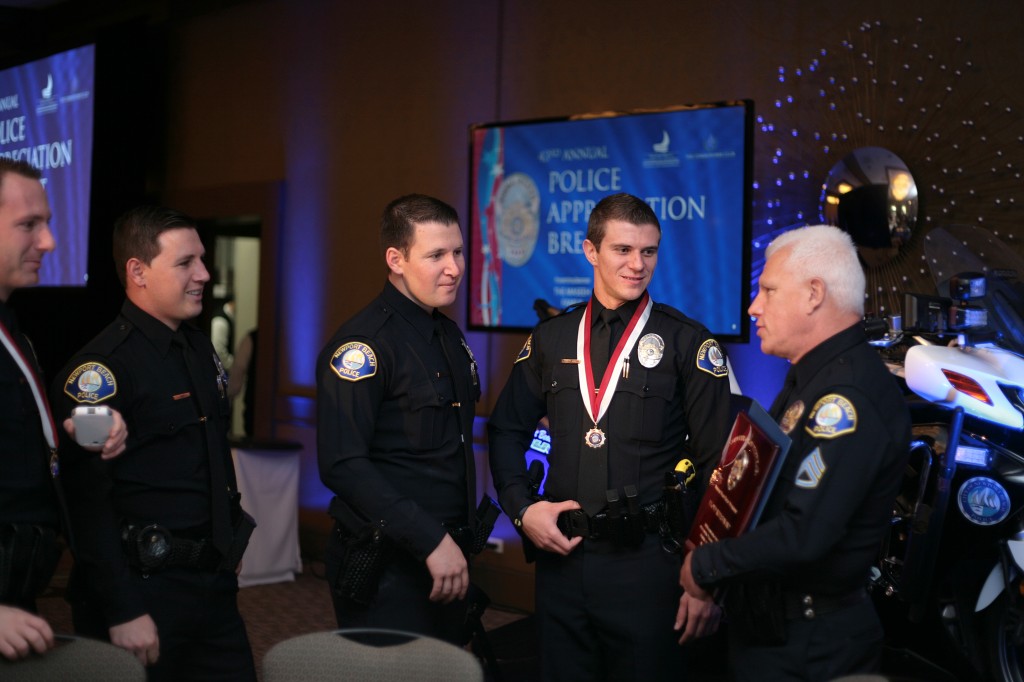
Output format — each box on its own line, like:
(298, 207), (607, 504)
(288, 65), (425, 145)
(173, 333), (233, 552)
(579, 308), (617, 515)
(590, 308), (616, 387)
(435, 320), (476, 522)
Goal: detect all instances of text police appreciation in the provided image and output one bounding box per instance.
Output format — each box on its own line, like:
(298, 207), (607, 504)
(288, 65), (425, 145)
(542, 163), (706, 254)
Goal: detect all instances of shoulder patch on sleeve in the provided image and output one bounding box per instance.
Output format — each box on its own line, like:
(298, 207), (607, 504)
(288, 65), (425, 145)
(695, 339), (729, 377)
(805, 393), (857, 439)
(330, 342), (378, 382)
(795, 447), (827, 489)
(64, 363), (117, 404)
(515, 335), (533, 364)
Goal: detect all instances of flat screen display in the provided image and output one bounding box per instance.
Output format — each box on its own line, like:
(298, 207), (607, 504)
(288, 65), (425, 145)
(469, 100), (752, 340)
(0, 43), (95, 287)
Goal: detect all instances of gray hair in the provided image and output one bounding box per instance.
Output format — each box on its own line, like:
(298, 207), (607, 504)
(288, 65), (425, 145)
(766, 224), (865, 315)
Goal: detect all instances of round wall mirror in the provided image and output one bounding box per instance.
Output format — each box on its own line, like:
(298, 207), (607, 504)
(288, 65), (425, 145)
(821, 146), (918, 268)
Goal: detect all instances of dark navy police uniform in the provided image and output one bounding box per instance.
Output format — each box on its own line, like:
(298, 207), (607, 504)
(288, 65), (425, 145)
(0, 300), (62, 611)
(317, 281), (479, 645)
(488, 295), (733, 681)
(690, 323), (912, 682)
(51, 300), (256, 682)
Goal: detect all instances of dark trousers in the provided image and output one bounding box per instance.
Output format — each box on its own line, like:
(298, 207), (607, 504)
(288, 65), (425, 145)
(72, 568), (256, 682)
(730, 597), (883, 682)
(534, 534), (685, 682)
(324, 529), (468, 645)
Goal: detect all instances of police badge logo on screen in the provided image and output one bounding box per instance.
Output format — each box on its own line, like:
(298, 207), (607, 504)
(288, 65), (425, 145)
(495, 172), (540, 267)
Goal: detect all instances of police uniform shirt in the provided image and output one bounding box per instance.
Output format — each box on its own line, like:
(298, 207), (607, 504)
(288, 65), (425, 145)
(316, 281), (479, 561)
(0, 300), (57, 528)
(488, 295), (733, 519)
(690, 323), (912, 596)
(50, 299), (237, 626)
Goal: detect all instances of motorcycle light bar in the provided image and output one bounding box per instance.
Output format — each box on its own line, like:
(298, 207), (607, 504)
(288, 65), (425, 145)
(941, 369), (994, 405)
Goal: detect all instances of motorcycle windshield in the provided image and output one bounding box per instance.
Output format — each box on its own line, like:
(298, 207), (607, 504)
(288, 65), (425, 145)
(923, 225), (1024, 355)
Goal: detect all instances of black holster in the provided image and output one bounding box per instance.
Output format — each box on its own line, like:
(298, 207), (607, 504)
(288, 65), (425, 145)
(661, 472), (700, 552)
(0, 523), (60, 606)
(606, 487), (646, 548)
(469, 496), (500, 555)
(219, 509), (256, 572)
(334, 522), (393, 607)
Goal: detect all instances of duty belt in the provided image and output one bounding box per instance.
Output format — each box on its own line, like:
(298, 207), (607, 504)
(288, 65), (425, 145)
(782, 588), (867, 620)
(121, 523), (220, 573)
(557, 502), (664, 541)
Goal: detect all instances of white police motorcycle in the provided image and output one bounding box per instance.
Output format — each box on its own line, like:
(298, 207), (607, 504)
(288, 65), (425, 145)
(869, 224), (1024, 682)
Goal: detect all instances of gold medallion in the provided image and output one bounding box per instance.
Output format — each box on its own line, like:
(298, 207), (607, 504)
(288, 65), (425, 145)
(584, 426), (607, 449)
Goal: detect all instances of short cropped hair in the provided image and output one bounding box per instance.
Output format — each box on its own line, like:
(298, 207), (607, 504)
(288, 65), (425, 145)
(380, 194), (460, 257)
(112, 205), (198, 288)
(766, 224), (866, 316)
(586, 193), (660, 250)
(0, 158), (42, 192)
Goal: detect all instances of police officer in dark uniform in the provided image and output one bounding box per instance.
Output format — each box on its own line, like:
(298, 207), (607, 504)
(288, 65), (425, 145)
(0, 158), (126, 661)
(317, 194), (480, 645)
(50, 206), (256, 680)
(681, 225), (912, 681)
(488, 193), (733, 681)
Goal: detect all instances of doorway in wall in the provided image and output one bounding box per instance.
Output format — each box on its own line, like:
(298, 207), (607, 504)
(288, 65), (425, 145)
(199, 216), (261, 439)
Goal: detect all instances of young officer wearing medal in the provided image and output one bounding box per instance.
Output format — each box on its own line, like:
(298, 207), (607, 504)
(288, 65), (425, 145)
(50, 206), (256, 680)
(680, 225), (911, 681)
(488, 192), (734, 681)
(316, 194), (480, 644)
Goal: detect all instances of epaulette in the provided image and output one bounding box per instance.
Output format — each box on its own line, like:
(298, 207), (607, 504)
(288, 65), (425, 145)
(652, 301), (689, 323)
(652, 302), (717, 335)
(562, 301), (586, 315)
(90, 318), (135, 356)
(336, 300), (394, 339)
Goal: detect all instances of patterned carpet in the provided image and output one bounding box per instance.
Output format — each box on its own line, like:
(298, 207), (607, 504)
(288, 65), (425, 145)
(34, 558), (533, 681)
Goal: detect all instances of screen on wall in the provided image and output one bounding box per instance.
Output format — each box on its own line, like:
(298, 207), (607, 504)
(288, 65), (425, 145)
(468, 100), (753, 341)
(0, 43), (95, 287)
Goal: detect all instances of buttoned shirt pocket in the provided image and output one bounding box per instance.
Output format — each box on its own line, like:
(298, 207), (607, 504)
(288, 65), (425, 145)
(543, 363), (581, 441)
(124, 399), (203, 478)
(400, 380), (449, 450)
(614, 369), (676, 443)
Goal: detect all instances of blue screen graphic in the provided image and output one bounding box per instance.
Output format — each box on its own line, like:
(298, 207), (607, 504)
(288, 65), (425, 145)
(470, 102), (751, 339)
(0, 44), (96, 287)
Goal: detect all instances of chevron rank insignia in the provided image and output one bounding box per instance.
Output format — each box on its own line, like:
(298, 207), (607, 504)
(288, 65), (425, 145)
(795, 447), (827, 489)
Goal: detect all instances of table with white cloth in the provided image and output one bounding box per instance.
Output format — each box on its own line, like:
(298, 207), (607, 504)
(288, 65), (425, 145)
(231, 439), (303, 587)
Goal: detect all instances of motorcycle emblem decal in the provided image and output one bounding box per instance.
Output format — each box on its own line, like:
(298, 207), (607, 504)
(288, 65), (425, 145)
(780, 400), (805, 434)
(64, 362), (117, 404)
(805, 394), (857, 439)
(638, 333), (665, 368)
(695, 339), (729, 377)
(794, 447), (826, 489)
(515, 335), (533, 364)
(330, 342), (378, 382)
(958, 477), (1011, 526)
